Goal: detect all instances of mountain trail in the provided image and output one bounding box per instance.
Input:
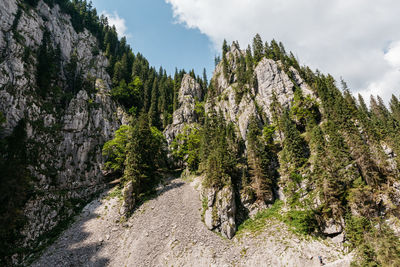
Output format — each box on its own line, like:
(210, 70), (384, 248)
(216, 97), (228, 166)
(32, 177), (351, 267)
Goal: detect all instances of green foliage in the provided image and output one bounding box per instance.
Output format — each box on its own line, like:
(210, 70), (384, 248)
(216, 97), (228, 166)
(245, 45), (254, 85)
(201, 112), (237, 189)
(111, 77), (143, 115)
(171, 125), (201, 172)
(106, 186), (123, 201)
(237, 200), (283, 234)
(262, 124), (275, 142)
(283, 209), (317, 235)
(252, 33), (264, 64)
(102, 125), (132, 173)
(290, 88), (320, 127)
(246, 116), (277, 202)
(346, 216), (400, 266)
(222, 39), (230, 81)
(122, 113), (166, 203)
(280, 110), (309, 170)
(238, 200), (317, 236)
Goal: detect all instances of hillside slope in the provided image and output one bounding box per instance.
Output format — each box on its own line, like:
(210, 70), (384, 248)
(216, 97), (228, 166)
(33, 176), (351, 267)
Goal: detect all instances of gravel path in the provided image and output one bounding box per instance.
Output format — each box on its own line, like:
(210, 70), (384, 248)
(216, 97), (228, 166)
(32, 178), (352, 267)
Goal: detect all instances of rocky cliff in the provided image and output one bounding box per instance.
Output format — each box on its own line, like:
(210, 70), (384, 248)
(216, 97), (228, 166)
(164, 42), (400, 245)
(0, 0), (125, 264)
(164, 73), (203, 146)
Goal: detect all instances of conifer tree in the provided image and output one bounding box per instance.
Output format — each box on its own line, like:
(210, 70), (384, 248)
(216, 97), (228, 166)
(246, 116), (274, 202)
(252, 33), (264, 63)
(245, 45), (254, 85)
(281, 110), (309, 170)
(123, 113), (161, 202)
(389, 94), (400, 122)
(237, 54), (247, 88)
(148, 79), (160, 128)
(202, 68), (208, 89)
(222, 39), (230, 81)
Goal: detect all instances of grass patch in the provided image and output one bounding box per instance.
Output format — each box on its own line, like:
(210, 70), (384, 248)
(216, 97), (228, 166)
(201, 196), (208, 221)
(237, 200), (318, 236)
(237, 200), (283, 234)
(283, 209), (317, 235)
(105, 186), (123, 201)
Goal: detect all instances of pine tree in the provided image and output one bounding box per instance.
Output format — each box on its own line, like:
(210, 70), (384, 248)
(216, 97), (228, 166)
(222, 39), (230, 81)
(237, 54), (246, 88)
(245, 45), (254, 85)
(252, 33), (264, 63)
(123, 113), (161, 202)
(201, 112), (236, 189)
(281, 110), (309, 170)
(148, 79), (160, 128)
(246, 116), (274, 202)
(202, 68), (208, 89)
(65, 50), (83, 98)
(389, 94), (400, 122)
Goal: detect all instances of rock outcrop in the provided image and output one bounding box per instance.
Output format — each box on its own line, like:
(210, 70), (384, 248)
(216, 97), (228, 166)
(164, 74), (203, 145)
(203, 186), (237, 239)
(207, 48), (309, 141)
(0, 0), (125, 263)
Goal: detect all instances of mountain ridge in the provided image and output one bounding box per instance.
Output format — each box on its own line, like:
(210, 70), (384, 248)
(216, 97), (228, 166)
(1, 1), (400, 266)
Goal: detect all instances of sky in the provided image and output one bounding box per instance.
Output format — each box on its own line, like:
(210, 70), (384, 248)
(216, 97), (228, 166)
(91, 0), (215, 80)
(92, 0), (400, 104)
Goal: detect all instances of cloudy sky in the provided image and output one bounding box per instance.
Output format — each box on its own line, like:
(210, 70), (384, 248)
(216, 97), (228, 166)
(93, 0), (400, 103)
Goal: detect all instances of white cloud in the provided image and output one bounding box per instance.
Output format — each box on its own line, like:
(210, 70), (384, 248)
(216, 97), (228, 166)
(361, 41), (400, 102)
(102, 11), (130, 38)
(384, 41), (400, 68)
(165, 0), (400, 104)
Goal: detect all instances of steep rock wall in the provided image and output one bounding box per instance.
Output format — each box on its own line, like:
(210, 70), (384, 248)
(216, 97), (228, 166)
(0, 0), (125, 263)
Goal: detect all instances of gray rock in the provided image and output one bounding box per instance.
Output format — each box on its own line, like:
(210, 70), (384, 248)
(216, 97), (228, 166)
(203, 186), (236, 239)
(323, 219), (343, 235)
(164, 74), (203, 146)
(0, 0), (126, 263)
(120, 181), (135, 216)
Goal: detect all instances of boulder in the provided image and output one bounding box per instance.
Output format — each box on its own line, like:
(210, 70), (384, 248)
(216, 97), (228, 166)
(120, 181), (135, 216)
(203, 186), (237, 239)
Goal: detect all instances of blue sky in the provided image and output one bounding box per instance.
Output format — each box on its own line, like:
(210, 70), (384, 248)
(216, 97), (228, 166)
(92, 0), (400, 103)
(92, 0), (216, 78)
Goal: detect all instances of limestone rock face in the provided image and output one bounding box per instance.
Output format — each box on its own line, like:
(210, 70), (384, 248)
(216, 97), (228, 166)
(0, 0), (125, 263)
(203, 186), (237, 239)
(213, 43), (243, 94)
(322, 219), (344, 236)
(254, 58), (295, 118)
(206, 47), (306, 141)
(120, 181), (135, 217)
(164, 74), (202, 145)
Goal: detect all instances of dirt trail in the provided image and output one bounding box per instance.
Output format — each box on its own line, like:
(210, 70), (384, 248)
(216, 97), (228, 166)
(32, 178), (351, 267)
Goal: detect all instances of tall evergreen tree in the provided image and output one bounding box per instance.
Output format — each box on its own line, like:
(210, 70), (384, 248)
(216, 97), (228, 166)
(123, 113), (161, 203)
(281, 110), (309, 170)
(246, 116), (275, 202)
(252, 33), (264, 63)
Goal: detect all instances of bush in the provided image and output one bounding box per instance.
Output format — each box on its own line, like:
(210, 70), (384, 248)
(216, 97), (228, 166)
(345, 215), (400, 266)
(283, 209), (317, 235)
